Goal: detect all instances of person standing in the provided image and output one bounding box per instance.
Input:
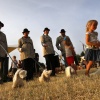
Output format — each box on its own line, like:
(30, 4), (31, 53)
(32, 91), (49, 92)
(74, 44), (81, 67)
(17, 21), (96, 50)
(10, 56), (18, 74)
(0, 21), (8, 84)
(18, 28), (35, 81)
(40, 27), (56, 76)
(56, 29), (74, 67)
(84, 20), (100, 76)
(64, 38), (77, 74)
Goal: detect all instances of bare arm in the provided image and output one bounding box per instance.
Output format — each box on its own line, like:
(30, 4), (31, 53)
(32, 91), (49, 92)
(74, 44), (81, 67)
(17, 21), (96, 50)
(86, 34), (100, 46)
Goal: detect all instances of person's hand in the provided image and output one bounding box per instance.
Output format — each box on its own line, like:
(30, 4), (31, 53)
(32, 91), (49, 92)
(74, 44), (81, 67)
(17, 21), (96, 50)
(19, 48), (22, 52)
(94, 41), (100, 47)
(43, 44), (48, 47)
(19, 48), (25, 52)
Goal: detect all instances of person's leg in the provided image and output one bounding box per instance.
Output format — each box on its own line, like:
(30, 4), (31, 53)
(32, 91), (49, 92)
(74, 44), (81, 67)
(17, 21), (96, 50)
(74, 55), (79, 66)
(0, 58), (5, 83)
(28, 58), (34, 80)
(35, 58), (39, 73)
(3, 57), (9, 82)
(85, 61), (93, 76)
(33, 59), (36, 73)
(71, 63), (77, 75)
(25, 58), (34, 80)
(0, 61), (3, 84)
(22, 58), (33, 81)
(44, 55), (51, 70)
(62, 53), (68, 67)
(50, 54), (56, 76)
(71, 56), (77, 71)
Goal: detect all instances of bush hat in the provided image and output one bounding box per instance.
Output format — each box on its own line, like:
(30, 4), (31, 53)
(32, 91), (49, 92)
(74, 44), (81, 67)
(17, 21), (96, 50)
(60, 29), (66, 33)
(0, 21), (4, 27)
(43, 27), (50, 32)
(22, 28), (30, 33)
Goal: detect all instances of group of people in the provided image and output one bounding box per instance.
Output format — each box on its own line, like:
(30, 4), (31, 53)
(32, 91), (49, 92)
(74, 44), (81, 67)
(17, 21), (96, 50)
(0, 19), (100, 84)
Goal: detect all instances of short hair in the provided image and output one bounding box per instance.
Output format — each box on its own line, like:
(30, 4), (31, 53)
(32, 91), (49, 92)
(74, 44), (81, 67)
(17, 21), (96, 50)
(13, 56), (16, 58)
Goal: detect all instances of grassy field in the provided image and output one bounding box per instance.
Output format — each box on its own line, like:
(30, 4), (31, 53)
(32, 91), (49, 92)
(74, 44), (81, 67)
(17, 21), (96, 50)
(0, 68), (100, 100)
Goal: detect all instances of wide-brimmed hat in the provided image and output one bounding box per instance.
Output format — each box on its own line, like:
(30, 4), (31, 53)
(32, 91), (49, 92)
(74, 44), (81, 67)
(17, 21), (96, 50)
(22, 28), (30, 33)
(43, 27), (50, 32)
(60, 29), (66, 33)
(0, 21), (4, 27)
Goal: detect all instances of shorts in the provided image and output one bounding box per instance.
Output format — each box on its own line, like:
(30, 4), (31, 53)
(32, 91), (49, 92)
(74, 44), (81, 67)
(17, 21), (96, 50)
(66, 56), (74, 66)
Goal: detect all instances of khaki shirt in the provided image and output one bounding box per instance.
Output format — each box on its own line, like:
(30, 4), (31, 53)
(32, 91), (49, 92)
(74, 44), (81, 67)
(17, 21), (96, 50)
(18, 37), (35, 60)
(56, 35), (73, 55)
(40, 34), (55, 56)
(0, 31), (8, 57)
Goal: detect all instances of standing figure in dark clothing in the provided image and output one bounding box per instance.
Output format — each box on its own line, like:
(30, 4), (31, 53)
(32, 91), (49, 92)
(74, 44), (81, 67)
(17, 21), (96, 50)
(18, 28), (35, 81)
(40, 27), (56, 76)
(0, 21), (8, 84)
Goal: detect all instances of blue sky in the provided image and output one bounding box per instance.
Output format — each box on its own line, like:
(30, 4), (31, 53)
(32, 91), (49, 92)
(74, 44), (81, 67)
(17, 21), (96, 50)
(1, 0), (100, 64)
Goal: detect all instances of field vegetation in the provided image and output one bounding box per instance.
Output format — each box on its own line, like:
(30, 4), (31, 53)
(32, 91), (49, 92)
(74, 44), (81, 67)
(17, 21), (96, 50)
(0, 68), (100, 100)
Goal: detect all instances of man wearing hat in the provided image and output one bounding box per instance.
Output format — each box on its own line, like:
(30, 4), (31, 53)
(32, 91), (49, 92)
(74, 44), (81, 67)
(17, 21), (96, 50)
(18, 28), (35, 81)
(40, 27), (56, 76)
(0, 21), (8, 84)
(56, 29), (74, 67)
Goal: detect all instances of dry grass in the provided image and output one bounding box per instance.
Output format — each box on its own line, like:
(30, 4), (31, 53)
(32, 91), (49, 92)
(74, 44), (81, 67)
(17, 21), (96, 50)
(0, 68), (100, 100)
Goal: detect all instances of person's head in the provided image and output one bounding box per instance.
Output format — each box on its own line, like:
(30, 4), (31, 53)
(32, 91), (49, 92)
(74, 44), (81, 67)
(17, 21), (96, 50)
(63, 37), (70, 46)
(60, 29), (66, 36)
(0, 21), (4, 29)
(86, 20), (98, 32)
(22, 28), (30, 37)
(13, 56), (16, 60)
(43, 27), (50, 35)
